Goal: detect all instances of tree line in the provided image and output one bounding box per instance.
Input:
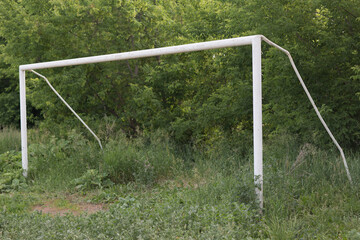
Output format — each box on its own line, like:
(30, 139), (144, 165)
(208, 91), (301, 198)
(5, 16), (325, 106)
(0, 0), (359, 149)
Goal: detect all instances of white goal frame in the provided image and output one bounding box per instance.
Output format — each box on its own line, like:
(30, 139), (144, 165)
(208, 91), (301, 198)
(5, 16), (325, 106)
(19, 35), (352, 209)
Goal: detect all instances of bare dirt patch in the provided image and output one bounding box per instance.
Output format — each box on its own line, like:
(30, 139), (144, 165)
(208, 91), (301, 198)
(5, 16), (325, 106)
(32, 196), (107, 216)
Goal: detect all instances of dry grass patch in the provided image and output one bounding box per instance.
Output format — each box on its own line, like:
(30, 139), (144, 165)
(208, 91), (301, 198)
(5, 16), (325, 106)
(32, 194), (107, 216)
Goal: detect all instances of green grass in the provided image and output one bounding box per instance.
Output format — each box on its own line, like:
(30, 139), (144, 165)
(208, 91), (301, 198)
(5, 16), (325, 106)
(0, 129), (360, 239)
(0, 127), (20, 154)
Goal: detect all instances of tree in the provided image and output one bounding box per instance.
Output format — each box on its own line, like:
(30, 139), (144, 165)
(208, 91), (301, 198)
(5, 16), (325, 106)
(0, 0), (359, 149)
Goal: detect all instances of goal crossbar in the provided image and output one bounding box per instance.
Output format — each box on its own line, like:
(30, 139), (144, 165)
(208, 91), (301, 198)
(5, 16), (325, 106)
(19, 35), (352, 209)
(20, 36), (254, 71)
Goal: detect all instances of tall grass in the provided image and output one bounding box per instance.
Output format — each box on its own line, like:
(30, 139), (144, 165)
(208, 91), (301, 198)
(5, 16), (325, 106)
(0, 127), (21, 154)
(103, 132), (182, 185)
(27, 129), (184, 190)
(28, 130), (102, 190)
(261, 135), (360, 238)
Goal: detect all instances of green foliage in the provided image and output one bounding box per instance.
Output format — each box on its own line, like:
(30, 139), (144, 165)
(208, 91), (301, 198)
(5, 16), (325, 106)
(0, 182), (261, 239)
(0, 0), (175, 134)
(0, 151), (27, 192)
(348, 229), (360, 240)
(28, 130), (101, 190)
(0, 193), (37, 214)
(262, 135), (360, 238)
(0, 127), (20, 154)
(0, 91), (19, 127)
(353, 66), (360, 109)
(0, 128), (360, 238)
(71, 169), (114, 192)
(246, 0), (360, 148)
(0, 0), (360, 237)
(26, 129), (182, 189)
(103, 131), (182, 185)
(0, 0), (359, 149)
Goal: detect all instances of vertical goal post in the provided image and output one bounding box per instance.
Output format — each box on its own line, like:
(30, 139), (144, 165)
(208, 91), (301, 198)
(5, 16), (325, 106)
(19, 35), (352, 209)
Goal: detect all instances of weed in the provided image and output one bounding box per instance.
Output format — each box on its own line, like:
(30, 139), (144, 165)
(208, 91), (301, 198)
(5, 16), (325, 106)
(28, 130), (101, 190)
(71, 169), (114, 192)
(0, 151), (27, 192)
(0, 129), (360, 238)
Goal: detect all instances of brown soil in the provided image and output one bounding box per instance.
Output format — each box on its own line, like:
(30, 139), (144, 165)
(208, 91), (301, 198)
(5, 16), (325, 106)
(32, 196), (107, 216)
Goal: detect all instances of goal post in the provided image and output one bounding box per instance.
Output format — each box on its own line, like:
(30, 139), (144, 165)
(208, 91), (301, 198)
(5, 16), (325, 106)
(20, 35), (264, 205)
(252, 36), (263, 208)
(19, 34), (351, 209)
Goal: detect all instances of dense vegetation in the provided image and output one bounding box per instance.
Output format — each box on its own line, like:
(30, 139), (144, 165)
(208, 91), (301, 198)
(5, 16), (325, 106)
(0, 0), (359, 147)
(0, 0), (359, 239)
(0, 128), (360, 239)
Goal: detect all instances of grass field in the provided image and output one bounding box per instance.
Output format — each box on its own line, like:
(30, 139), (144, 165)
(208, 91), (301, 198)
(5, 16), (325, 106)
(0, 128), (360, 239)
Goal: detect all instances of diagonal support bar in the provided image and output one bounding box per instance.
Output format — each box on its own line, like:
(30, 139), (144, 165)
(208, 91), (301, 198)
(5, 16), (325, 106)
(31, 70), (103, 150)
(261, 36), (352, 184)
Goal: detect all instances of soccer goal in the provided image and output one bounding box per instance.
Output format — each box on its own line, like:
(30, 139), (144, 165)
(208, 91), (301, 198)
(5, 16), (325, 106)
(19, 35), (351, 208)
